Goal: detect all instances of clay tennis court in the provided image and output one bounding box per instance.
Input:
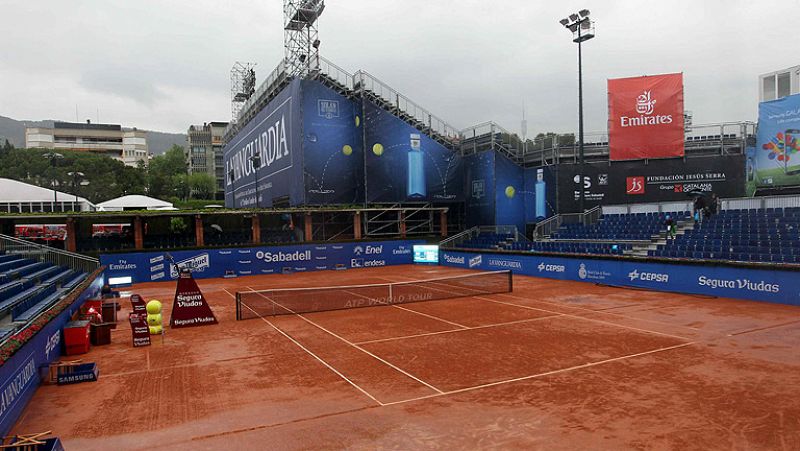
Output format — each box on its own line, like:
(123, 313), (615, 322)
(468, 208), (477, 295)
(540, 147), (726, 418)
(10, 265), (800, 450)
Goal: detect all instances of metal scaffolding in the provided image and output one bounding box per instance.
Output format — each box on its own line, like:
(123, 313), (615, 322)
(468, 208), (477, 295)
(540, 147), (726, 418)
(230, 62), (256, 123)
(284, 0), (325, 77)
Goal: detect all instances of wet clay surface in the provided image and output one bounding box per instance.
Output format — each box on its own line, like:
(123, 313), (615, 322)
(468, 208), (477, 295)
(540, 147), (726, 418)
(10, 265), (800, 450)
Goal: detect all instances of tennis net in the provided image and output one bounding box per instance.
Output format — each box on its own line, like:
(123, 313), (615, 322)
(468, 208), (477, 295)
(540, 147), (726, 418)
(235, 270), (512, 320)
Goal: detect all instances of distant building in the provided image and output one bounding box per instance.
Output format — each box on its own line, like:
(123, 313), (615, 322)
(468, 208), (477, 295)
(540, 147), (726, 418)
(25, 120), (148, 167)
(186, 122), (229, 198)
(759, 65), (800, 102)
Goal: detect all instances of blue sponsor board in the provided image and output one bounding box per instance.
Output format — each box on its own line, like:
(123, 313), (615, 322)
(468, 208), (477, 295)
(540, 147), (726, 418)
(465, 151), (495, 227)
(101, 241), (422, 283)
(224, 79), (303, 208)
(494, 152), (525, 231)
(0, 274), (104, 436)
(440, 250), (800, 306)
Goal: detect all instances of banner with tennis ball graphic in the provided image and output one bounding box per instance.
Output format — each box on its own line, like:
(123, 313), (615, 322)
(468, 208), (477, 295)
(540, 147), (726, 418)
(301, 80), (365, 205)
(494, 151), (525, 231)
(363, 100), (464, 203)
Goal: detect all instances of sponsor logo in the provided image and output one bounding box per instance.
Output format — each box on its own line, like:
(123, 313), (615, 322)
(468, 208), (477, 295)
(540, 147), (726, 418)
(393, 246), (412, 255)
(238, 249), (251, 254)
(0, 358), (37, 419)
(315, 255), (328, 260)
(627, 176), (645, 195)
(218, 250), (232, 255)
(410, 134), (421, 151)
(151, 272), (165, 281)
(315, 246), (327, 251)
(488, 259), (522, 270)
(170, 254), (210, 278)
(620, 90), (674, 128)
(349, 259), (384, 268)
(636, 90), (657, 115)
(255, 250), (312, 263)
(45, 331), (60, 359)
(443, 254), (466, 265)
(149, 255), (164, 264)
(315, 266), (328, 270)
(598, 174), (609, 186)
(697, 276), (780, 293)
(472, 179), (485, 199)
(150, 263), (164, 272)
(628, 269), (669, 283)
(351, 258), (363, 268)
(538, 262), (566, 273)
(226, 109), (291, 184)
(109, 260), (137, 271)
(354, 245), (382, 256)
(573, 174), (592, 189)
(237, 260), (252, 264)
(577, 263), (611, 281)
(469, 255), (482, 268)
(318, 99), (340, 119)
(239, 270), (252, 275)
(332, 245), (344, 250)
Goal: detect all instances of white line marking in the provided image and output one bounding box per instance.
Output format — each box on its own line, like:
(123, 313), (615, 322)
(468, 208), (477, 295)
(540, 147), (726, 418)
(338, 287), (470, 329)
(380, 342), (695, 406)
(355, 314), (562, 345)
(246, 287), (445, 395)
(224, 289), (383, 406)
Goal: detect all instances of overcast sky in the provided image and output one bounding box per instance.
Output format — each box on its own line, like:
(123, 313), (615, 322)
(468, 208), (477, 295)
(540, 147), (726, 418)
(0, 0), (796, 136)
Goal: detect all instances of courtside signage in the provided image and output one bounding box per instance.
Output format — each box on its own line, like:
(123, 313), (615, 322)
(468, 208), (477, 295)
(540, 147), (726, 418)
(169, 270), (218, 328)
(608, 73), (685, 161)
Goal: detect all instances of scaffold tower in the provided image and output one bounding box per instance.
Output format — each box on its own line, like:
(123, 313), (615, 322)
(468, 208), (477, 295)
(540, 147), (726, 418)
(284, 0), (325, 77)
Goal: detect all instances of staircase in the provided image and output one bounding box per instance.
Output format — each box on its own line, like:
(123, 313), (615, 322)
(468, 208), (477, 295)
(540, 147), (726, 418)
(628, 219), (696, 256)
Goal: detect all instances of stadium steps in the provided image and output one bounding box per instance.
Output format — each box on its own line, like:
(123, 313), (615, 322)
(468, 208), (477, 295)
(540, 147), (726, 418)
(630, 220), (697, 257)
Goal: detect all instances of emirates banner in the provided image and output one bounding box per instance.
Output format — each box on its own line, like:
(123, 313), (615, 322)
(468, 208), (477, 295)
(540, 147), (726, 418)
(608, 73), (685, 161)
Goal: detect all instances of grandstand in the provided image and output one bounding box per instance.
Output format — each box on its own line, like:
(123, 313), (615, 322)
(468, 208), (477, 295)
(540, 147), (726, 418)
(0, 235), (96, 340)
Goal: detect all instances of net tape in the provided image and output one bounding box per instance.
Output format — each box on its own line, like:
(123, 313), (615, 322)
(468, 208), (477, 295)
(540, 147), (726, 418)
(236, 270), (512, 320)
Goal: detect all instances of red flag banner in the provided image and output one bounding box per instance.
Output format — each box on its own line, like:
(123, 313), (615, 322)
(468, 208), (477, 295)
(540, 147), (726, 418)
(169, 270), (218, 328)
(608, 73), (684, 161)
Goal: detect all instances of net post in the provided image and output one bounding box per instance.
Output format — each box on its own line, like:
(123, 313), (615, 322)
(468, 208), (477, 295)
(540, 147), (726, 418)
(235, 292), (241, 321)
(507, 270), (513, 293)
(389, 283), (393, 304)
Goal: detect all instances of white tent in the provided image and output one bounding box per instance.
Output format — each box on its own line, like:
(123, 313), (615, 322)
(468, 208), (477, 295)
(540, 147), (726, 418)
(0, 178), (94, 213)
(96, 195), (174, 211)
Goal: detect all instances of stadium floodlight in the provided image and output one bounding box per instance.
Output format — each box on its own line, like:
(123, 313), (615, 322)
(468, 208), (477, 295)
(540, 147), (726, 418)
(312, 39), (321, 49)
(250, 152), (262, 208)
(559, 10), (596, 213)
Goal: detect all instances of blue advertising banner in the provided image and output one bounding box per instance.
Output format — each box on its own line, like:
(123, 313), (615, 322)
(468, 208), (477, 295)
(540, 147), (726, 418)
(0, 274), (104, 436)
(224, 79), (303, 208)
(363, 100), (464, 203)
(440, 250), (800, 306)
(751, 94), (800, 195)
(301, 80), (364, 205)
(100, 240), (423, 284)
(465, 151), (495, 227)
(494, 152), (525, 231)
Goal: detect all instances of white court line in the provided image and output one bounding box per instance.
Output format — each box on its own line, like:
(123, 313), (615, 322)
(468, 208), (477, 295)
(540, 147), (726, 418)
(355, 314), (563, 345)
(245, 287), (445, 395)
(380, 341), (695, 406)
(378, 275), (696, 341)
(224, 289), (384, 406)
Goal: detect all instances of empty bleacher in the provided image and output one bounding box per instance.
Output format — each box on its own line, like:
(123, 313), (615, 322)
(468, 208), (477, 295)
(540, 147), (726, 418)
(648, 207), (800, 263)
(0, 250), (87, 328)
(551, 212), (690, 241)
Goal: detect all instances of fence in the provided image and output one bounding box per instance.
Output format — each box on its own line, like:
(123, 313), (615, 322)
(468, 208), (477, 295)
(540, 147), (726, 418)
(0, 234), (99, 274)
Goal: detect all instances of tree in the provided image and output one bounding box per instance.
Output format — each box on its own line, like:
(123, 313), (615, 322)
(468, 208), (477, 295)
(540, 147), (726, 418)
(172, 174), (190, 201)
(188, 172), (217, 199)
(147, 145), (187, 198)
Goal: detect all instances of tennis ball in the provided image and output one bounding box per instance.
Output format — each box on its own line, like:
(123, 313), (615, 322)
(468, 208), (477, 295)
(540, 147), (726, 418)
(505, 186), (516, 198)
(147, 313), (162, 326)
(355, 115), (361, 127)
(149, 325), (162, 335)
(372, 143), (384, 156)
(342, 145), (353, 156)
(146, 300), (162, 314)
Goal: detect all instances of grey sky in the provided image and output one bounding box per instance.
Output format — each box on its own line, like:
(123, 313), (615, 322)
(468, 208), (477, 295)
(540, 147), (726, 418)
(0, 0), (795, 135)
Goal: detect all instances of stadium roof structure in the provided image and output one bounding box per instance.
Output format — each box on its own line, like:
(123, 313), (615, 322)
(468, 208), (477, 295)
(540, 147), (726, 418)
(96, 195), (174, 211)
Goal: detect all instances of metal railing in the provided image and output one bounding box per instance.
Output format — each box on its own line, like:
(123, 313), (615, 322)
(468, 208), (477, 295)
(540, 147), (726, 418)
(0, 234), (100, 274)
(439, 226), (479, 248)
(317, 57), (355, 91)
(353, 70), (461, 143)
(534, 206), (601, 239)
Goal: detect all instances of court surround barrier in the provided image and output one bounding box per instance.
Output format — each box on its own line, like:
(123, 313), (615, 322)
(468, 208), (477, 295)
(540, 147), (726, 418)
(440, 249), (800, 306)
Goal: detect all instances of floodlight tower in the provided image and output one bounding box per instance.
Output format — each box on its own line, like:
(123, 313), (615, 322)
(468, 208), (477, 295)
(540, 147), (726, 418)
(231, 62), (257, 123)
(560, 9), (595, 214)
(284, 0), (325, 77)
